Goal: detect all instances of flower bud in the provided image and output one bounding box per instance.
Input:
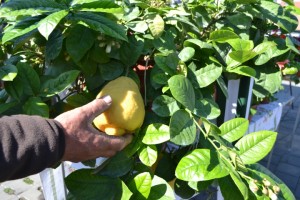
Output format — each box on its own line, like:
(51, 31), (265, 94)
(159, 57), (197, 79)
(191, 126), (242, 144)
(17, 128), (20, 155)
(272, 185), (280, 194)
(263, 178), (271, 187)
(268, 188), (278, 200)
(262, 186), (268, 195)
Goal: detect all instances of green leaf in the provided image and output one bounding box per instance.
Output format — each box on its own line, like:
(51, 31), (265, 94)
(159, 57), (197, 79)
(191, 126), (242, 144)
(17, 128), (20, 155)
(99, 61), (124, 80)
(151, 95), (180, 117)
(255, 45), (289, 66)
(154, 53), (178, 76)
(66, 93), (93, 107)
(69, 12), (127, 41)
(119, 35), (144, 67)
(227, 66), (256, 77)
(228, 50), (257, 64)
(209, 30), (239, 43)
(128, 172), (152, 199)
(71, 0), (123, 13)
(220, 118), (249, 143)
(65, 169), (129, 200)
(45, 29), (64, 61)
(178, 47), (195, 62)
(2, 16), (42, 43)
(170, 109), (196, 146)
(218, 175), (245, 200)
(226, 38), (254, 51)
(168, 75), (195, 111)
(40, 70), (80, 97)
(66, 25), (96, 62)
(0, 0), (65, 19)
(38, 10), (69, 40)
(148, 175), (175, 200)
(249, 163), (296, 200)
(174, 179), (196, 199)
(4, 77), (23, 101)
(148, 14), (165, 38)
(188, 180), (213, 192)
(138, 145), (158, 167)
(194, 64), (222, 88)
(235, 131), (277, 164)
(253, 41), (277, 54)
(142, 123), (170, 145)
(175, 149), (229, 181)
(286, 36), (300, 54)
(16, 63), (40, 96)
(193, 98), (221, 120)
(23, 97), (49, 118)
(0, 64), (18, 81)
(95, 151), (134, 178)
(0, 101), (18, 114)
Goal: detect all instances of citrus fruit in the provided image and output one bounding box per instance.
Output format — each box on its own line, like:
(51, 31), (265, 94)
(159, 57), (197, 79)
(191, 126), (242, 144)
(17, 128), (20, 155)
(93, 76), (145, 136)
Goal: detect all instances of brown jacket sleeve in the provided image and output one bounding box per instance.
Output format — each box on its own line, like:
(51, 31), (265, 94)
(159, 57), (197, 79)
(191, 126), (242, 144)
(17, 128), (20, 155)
(0, 115), (65, 182)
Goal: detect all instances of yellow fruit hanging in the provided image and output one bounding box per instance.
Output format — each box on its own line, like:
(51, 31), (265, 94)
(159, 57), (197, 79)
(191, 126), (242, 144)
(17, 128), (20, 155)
(93, 76), (145, 136)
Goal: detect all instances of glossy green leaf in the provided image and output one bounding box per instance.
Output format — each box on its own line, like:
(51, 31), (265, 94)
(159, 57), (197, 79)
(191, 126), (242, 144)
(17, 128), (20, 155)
(255, 45), (289, 66)
(218, 174), (245, 200)
(178, 47), (195, 62)
(235, 131), (277, 164)
(99, 61), (124, 80)
(183, 39), (213, 51)
(65, 169), (129, 200)
(154, 53), (178, 76)
(228, 50), (257, 64)
(194, 64), (222, 88)
(95, 151), (133, 178)
(142, 124), (170, 145)
(193, 98), (221, 120)
(253, 41), (277, 54)
(16, 63), (40, 96)
(155, 153), (176, 181)
(40, 70), (80, 97)
(38, 10), (68, 40)
(174, 179), (196, 199)
(168, 75), (195, 111)
(2, 16), (41, 43)
(226, 38), (254, 51)
(175, 149), (229, 181)
(45, 29), (64, 61)
(119, 35), (144, 67)
(148, 175), (175, 200)
(148, 14), (164, 38)
(0, 64), (18, 81)
(286, 36), (300, 54)
(23, 97), (49, 118)
(69, 12), (127, 41)
(248, 163), (296, 200)
(227, 66), (256, 77)
(128, 172), (152, 199)
(188, 180), (213, 192)
(209, 30), (239, 43)
(170, 109), (196, 146)
(0, 101), (18, 114)
(71, 0), (122, 13)
(66, 93), (92, 107)
(66, 25), (96, 62)
(220, 118), (249, 143)
(0, 0), (65, 19)
(4, 77), (23, 101)
(151, 95), (180, 117)
(138, 145), (158, 167)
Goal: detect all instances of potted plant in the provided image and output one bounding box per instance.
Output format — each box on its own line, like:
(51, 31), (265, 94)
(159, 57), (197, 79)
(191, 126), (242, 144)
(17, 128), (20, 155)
(0, 0), (298, 199)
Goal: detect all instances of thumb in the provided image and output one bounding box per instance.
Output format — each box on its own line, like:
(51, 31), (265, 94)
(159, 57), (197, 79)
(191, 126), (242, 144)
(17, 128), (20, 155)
(80, 95), (112, 121)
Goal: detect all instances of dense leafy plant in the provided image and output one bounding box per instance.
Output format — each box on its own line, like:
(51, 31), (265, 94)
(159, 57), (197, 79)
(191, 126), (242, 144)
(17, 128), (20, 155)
(0, 0), (299, 199)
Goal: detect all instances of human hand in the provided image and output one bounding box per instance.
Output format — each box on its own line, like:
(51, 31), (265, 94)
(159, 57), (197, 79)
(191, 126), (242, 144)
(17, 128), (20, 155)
(54, 95), (133, 162)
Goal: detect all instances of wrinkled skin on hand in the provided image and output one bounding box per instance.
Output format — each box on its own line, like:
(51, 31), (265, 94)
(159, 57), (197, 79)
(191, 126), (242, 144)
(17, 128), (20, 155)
(54, 95), (133, 162)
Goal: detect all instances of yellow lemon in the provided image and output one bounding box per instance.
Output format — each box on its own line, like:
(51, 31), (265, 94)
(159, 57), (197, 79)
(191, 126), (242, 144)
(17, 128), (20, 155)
(93, 76), (145, 136)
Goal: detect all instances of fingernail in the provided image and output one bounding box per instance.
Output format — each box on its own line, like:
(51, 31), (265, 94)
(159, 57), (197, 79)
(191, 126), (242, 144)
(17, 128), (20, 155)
(101, 95), (112, 105)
